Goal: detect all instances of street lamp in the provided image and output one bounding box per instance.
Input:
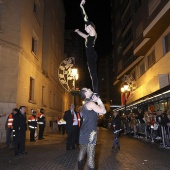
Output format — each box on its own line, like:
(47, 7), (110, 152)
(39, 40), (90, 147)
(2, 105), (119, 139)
(121, 83), (130, 115)
(58, 57), (80, 109)
(70, 67), (79, 109)
(71, 68), (79, 90)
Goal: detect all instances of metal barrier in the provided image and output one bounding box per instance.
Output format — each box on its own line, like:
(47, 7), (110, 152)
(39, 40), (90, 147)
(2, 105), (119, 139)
(122, 120), (170, 149)
(161, 126), (170, 149)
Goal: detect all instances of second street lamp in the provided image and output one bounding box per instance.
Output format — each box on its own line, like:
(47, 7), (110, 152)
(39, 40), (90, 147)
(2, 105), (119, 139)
(121, 83), (130, 115)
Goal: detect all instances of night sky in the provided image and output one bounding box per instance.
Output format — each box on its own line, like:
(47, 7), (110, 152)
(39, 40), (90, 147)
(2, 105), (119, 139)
(63, 0), (112, 57)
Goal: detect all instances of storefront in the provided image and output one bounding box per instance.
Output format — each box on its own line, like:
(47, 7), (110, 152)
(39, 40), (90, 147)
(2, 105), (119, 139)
(116, 85), (170, 113)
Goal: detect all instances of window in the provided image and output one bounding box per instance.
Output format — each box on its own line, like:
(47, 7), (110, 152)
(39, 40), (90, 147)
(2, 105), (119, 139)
(42, 86), (45, 106)
(139, 62), (145, 77)
(33, 1), (40, 17)
(164, 32), (170, 55)
(0, 2), (4, 30)
(32, 30), (38, 56)
(147, 50), (155, 68)
(49, 91), (53, 109)
(33, 3), (37, 14)
(32, 38), (37, 54)
(29, 77), (35, 101)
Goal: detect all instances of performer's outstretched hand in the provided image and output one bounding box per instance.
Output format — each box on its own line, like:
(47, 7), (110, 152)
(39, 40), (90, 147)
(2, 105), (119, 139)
(80, 0), (86, 6)
(75, 29), (79, 33)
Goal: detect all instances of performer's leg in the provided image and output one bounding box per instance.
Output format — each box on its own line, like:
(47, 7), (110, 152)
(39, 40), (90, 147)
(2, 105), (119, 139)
(87, 60), (98, 94)
(87, 144), (95, 170)
(78, 144), (87, 170)
(86, 48), (98, 94)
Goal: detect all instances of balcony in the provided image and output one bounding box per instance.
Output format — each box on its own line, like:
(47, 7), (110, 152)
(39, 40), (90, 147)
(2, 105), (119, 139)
(113, 55), (144, 85)
(134, 1), (170, 56)
(122, 15), (132, 35)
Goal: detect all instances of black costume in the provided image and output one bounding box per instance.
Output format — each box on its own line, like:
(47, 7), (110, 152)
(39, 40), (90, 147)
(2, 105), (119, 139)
(78, 102), (98, 170)
(80, 5), (98, 94)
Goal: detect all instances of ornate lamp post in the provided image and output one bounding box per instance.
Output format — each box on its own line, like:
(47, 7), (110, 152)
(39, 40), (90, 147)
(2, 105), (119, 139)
(121, 75), (137, 114)
(58, 57), (79, 109)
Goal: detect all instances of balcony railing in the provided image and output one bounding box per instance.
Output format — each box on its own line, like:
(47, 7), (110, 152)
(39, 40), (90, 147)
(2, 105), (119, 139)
(123, 55), (139, 70)
(122, 14), (132, 33)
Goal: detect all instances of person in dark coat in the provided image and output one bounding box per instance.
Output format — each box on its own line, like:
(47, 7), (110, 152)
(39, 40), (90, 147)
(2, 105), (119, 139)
(111, 111), (121, 151)
(63, 104), (79, 150)
(13, 106), (27, 156)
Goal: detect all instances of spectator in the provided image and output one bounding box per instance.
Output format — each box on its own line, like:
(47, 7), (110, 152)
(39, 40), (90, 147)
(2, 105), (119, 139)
(162, 110), (170, 147)
(111, 111), (121, 151)
(63, 104), (79, 150)
(13, 106), (27, 156)
(5, 108), (18, 147)
(28, 109), (37, 142)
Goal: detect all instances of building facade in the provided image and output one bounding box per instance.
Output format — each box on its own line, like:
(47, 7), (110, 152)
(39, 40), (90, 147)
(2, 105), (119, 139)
(112, 0), (170, 112)
(0, 0), (73, 142)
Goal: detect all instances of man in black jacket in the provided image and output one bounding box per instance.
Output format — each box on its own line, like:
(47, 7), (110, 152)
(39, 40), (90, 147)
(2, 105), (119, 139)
(13, 106), (27, 156)
(63, 104), (79, 150)
(111, 111), (121, 151)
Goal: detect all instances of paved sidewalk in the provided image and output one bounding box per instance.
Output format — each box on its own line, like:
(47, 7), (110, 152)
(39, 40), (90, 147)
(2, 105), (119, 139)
(0, 128), (170, 170)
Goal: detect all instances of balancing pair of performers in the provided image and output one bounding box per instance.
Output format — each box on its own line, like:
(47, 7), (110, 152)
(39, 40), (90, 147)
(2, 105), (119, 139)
(75, 1), (106, 170)
(75, 0), (98, 97)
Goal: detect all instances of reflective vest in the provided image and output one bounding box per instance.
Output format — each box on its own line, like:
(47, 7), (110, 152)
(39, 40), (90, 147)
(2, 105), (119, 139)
(28, 115), (37, 129)
(77, 113), (81, 127)
(7, 113), (13, 129)
(37, 113), (45, 125)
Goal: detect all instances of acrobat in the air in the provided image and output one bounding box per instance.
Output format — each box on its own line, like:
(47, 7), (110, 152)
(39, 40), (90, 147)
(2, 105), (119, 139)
(75, 0), (99, 97)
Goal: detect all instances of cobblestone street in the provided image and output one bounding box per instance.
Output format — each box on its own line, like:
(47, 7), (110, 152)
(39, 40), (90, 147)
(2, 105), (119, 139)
(0, 128), (170, 170)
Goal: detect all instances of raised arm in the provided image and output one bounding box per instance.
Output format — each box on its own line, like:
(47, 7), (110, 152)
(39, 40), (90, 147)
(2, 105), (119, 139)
(87, 98), (106, 115)
(75, 29), (88, 39)
(80, 0), (89, 23)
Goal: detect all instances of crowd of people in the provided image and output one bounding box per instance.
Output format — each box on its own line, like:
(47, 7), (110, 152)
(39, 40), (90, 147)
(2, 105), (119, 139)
(118, 109), (170, 147)
(5, 106), (46, 156)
